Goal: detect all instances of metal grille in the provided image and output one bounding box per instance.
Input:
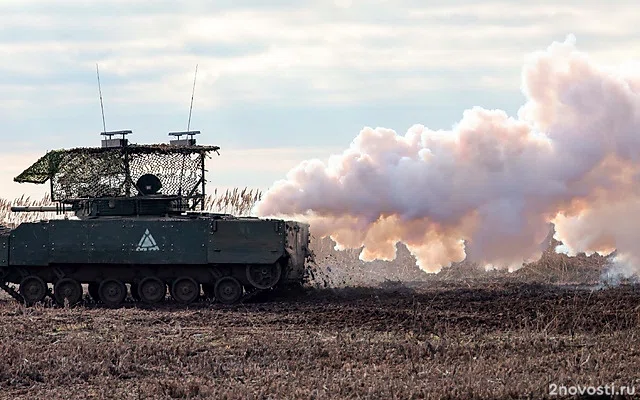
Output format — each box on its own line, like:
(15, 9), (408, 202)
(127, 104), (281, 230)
(14, 145), (219, 205)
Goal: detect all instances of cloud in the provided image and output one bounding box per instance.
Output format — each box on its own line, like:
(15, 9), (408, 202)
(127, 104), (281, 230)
(1, 0), (639, 193)
(1, 0), (639, 114)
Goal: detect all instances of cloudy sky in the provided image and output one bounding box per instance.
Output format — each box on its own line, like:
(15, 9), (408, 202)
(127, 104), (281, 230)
(1, 0), (638, 200)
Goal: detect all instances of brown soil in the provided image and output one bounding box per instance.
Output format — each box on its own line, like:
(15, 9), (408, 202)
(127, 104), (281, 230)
(1, 280), (639, 399)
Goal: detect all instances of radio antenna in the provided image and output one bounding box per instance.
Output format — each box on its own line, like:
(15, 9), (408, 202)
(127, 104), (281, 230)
(178, 64), (199, 197)
(96, 64), (107, 133)
(187, 64), (198, 131)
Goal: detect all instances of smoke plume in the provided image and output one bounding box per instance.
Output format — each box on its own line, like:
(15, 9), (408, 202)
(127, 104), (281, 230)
(255, 35), (640, 273)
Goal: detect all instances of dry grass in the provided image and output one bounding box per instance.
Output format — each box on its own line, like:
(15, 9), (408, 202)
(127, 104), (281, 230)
(0, 195), (55, 227)
(203, 187), (262, 216)
(308, 235), (615, 289)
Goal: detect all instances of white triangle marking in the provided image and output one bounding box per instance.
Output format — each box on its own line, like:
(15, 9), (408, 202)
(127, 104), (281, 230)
(136, 229), (160, 251)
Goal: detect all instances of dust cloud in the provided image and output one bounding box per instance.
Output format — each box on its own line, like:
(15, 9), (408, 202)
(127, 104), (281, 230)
(255, 35), (640, 274)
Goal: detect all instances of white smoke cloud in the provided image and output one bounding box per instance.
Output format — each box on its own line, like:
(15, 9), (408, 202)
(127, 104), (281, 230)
(255, 35), (640, 273)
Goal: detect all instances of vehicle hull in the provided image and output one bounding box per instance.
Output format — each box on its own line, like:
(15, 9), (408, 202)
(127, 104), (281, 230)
(0, 215), (310, 305)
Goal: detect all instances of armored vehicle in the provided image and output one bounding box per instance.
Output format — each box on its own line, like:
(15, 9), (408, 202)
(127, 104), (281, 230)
(0, 130), (310, 307)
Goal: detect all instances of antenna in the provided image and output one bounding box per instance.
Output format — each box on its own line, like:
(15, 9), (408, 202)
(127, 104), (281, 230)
(177, 65), (199, 196)
(96, 64), (107, 134)
(187, 64), (198, 131)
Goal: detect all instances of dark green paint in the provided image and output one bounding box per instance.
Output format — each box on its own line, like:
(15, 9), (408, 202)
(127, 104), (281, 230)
(7, 217), (294, 267)
(47, 219), (209, 265)
(0, 235), (8, 267)
(208, 219), (286, 264)
(10, 222), (49, 266)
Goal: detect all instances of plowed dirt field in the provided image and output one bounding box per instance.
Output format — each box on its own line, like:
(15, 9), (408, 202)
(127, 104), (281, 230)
(1, 280), (639, 399)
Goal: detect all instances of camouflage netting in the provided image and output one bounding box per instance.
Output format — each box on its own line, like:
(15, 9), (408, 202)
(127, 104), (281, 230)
(14, 144), (220, 202)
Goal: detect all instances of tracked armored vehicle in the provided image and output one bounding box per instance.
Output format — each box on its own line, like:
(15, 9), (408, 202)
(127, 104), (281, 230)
(0, 130), (310, 307)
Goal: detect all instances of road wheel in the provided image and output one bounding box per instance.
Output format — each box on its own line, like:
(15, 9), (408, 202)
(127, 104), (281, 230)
(20, 276), (47, 305)
(138, 277), (166, 304)
(54, 278), (83, 306)
(98, 279), (127, 308)
(214, 276), (243, 305)
(171, 277), (200, 305)
(246, 263), (282, 289)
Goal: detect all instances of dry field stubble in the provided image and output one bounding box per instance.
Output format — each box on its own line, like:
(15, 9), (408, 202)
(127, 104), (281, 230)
(1, 192), (640, 399)
(1, 283), (640, 399)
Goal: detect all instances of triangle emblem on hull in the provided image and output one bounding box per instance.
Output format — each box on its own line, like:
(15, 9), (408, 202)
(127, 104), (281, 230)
(136, 229), (160, 251)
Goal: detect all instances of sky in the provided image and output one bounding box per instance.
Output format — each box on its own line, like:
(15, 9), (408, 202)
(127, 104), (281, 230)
(1, 0), (639, 201)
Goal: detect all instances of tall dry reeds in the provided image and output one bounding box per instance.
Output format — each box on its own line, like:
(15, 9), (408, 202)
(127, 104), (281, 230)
(203, 187), (262, 216)
(0, 195), (56, 228)
(0, 188), (263, 228)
